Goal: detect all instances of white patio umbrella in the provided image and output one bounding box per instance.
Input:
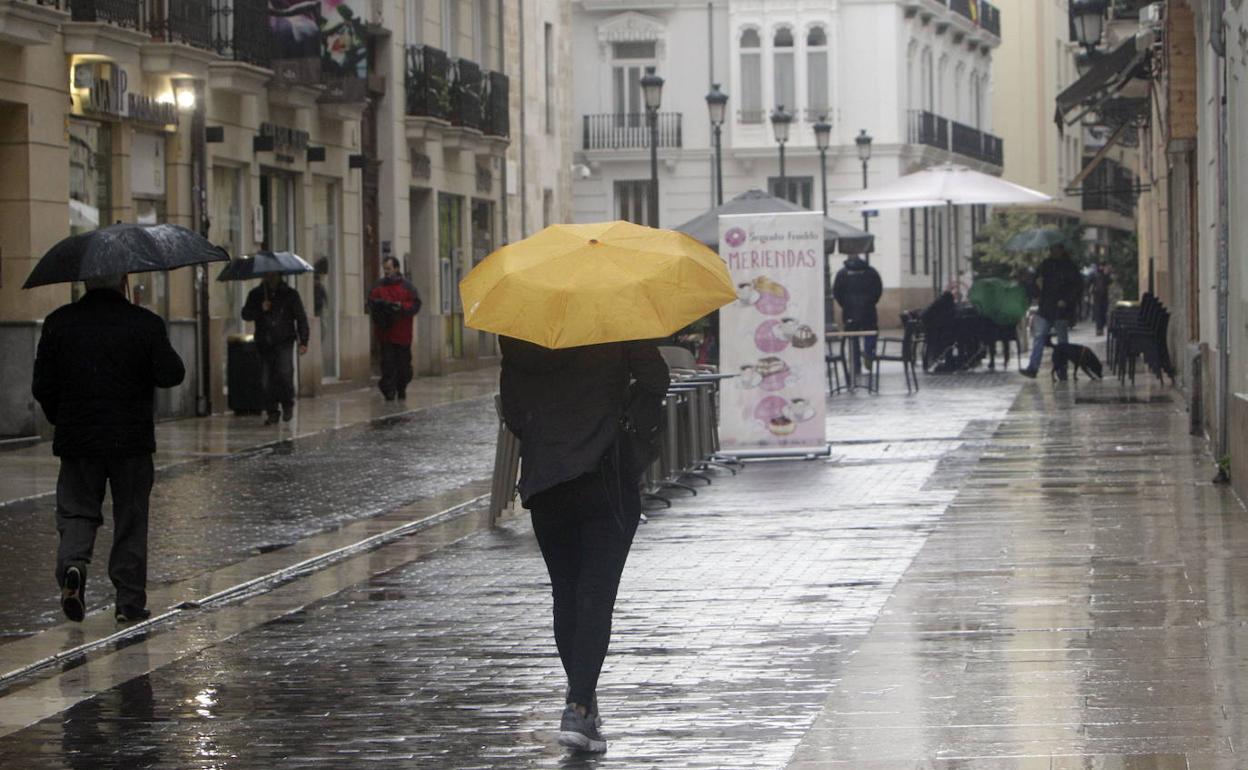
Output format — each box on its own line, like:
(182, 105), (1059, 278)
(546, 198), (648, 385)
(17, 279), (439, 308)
(832, 163), (1051, 292)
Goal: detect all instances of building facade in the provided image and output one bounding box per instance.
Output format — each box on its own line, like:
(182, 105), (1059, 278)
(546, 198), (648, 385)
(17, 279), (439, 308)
(570, 0), (1004, 326)
(0, 0), (570, 438)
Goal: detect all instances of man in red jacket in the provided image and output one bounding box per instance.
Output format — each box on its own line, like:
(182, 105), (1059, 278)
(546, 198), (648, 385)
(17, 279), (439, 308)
(369, 257), (422, 400)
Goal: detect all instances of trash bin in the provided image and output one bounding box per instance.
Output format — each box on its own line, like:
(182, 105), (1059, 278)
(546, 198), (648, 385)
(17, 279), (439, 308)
(227, 334), (267, 415)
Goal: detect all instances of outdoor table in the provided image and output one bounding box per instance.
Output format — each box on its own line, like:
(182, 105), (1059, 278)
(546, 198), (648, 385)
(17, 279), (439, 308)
(825, 330), (879, 391)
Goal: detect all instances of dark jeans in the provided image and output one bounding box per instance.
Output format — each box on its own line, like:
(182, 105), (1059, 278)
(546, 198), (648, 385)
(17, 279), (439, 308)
(529, 465), (641, 709)
(258, 342), (295, 416)
(379, 341), (413, 397)
(55, 454), (154, 609)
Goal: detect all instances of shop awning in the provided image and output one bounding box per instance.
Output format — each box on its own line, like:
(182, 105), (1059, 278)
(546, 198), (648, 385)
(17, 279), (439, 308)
(1055, 36), (1148, 126)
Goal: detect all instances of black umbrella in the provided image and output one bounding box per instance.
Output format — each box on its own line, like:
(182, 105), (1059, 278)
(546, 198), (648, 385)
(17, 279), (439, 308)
(216, 251), (315, 281)
(673, 189), (875, 255)
(23, 223), (229, 289)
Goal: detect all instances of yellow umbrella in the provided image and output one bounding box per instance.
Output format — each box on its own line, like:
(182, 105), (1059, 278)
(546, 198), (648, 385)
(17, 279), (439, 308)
(460, 221), (736, 349)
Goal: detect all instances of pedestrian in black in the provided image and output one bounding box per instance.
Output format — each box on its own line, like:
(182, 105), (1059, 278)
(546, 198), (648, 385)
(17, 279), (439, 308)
(32, 273), (185, 623)
(1022, 244), (1084, 377)
(1092, 263), (1112, 336)
(832, 253), (883, 370)
(499, 337), (669, 753)
(242, 272), (310, 424)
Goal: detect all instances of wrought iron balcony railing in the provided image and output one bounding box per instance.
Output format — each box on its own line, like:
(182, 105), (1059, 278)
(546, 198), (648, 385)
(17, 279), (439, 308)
(145, 0), (212, 50)
(210, 0), (271, 68)
(483, 70), (510, 138)
(909, 109), (948, 152)
(451, 57), (484, 131)
(581, 113), (683, 151)
(70, 0), (141, 28)
(949, 0), (976, 22)
(405, 44), (452, 121)
(1083, 159), (1137, 216)
(979, 1), (1001, 37)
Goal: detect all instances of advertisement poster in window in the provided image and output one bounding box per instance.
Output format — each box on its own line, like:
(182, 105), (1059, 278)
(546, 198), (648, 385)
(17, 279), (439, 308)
(270, 0), (369, 101)
(717, 211), (828, 457)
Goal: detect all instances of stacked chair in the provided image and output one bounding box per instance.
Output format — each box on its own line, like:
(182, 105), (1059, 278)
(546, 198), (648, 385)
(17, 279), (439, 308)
(1107, 293), (1175, 385)
(871, 311), (924, 394)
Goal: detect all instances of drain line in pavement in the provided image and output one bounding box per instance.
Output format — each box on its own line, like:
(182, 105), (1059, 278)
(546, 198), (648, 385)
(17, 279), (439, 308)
(0, 493), (489, 691)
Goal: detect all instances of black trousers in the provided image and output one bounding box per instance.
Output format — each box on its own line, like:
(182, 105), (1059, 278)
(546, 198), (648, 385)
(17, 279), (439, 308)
(529, 464), (641, 709)
(258, 341), (295, 416)
(55, 454), (154, 609)
(379, 342), (413, 397)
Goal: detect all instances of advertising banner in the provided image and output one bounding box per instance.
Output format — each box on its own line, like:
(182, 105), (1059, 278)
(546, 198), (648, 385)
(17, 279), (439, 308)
(717, 212), (828, 457)
(271, 0), (369, 100)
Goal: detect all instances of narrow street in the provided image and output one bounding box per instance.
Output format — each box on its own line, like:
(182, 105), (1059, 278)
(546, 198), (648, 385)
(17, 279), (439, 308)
(1, 338), (1241, 768)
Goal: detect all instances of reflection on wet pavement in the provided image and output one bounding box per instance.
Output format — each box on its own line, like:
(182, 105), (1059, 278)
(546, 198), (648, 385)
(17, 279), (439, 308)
(1, 355), (1245, 768)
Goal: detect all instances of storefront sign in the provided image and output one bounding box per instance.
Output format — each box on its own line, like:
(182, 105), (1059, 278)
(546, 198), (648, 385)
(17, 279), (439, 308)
(75, 62), (177, 128)
(259, 121), (310, 163)
(717, 211), (828, 457)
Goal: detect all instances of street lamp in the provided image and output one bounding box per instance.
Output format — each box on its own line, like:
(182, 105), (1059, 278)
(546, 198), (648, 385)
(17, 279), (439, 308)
(856, 129), (873, 234)
(770, 105), (792, 199)
(706, 83), (728, 206)
(641, 67), (664, 227)
(813, 116), (832, 217)
(1070, 0), (1108, 50)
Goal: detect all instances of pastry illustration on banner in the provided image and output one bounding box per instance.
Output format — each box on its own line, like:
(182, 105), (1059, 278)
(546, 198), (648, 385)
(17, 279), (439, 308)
(751, 394), (817, 436)
(735, 275), (789, 315)
(755, 355), (796, 391)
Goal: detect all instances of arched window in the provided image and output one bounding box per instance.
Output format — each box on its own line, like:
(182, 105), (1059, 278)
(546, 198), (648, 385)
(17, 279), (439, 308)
(739, 28), (762, 123)
(921, 48), (934, 112)
(773, 26), (795, 116)
(955, 63), (966, 122)
(937, 54), (950, 116)
(807, 25), (829, 120)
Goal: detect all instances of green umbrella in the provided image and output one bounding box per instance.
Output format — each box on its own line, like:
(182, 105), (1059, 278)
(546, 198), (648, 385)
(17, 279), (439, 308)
(969, 277), (1030, 326)
(1003, 227), (1069, 253)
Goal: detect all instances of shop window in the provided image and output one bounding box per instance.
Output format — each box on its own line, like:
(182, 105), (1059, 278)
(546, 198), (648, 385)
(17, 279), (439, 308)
(68, 119), (111, 236)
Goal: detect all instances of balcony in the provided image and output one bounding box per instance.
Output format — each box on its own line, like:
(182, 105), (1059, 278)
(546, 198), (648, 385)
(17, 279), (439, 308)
(210, 0), (270, 69)
(582, 113), (683, 151)
(69, 0), (139, 27)
(1083, 159), (1136, 217)
(405, 45), (508, 147)
(405, 44), (452, 122)
(910, 109), (948, 152)
(451, 57), (484, 131)
(144, 0), (211, 49)
(950, 119), (1004, 166)
(949, 0), (975, 22)
(483, 70), (509, 138)
(979, 1), (1001, 38)
(0, 0), (69, 46)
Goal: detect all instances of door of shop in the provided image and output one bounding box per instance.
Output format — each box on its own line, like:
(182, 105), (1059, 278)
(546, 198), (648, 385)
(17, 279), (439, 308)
(438, 193), (465, 359)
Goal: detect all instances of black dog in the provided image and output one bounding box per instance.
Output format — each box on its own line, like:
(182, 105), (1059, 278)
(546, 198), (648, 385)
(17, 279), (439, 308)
(1047, 340), (1103, 381)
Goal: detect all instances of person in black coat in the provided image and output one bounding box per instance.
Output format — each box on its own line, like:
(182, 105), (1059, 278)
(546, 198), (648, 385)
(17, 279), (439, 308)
(32, 274), (185, 623)
(1022, 244), (1083, 376)
(832, 254), (884, 368)
(499, 336), (669, 753)
(241, 273), (310, 424)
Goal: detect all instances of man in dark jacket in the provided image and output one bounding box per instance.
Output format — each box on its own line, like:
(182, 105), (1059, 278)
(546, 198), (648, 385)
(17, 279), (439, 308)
(369, 257), (421, 400)
(1022, 244), (1083, 377)
(32, 273), (185, 623)
(832, 254), (884, 369)
(499, 337), (669, 753)
(241, 272), (310, 423)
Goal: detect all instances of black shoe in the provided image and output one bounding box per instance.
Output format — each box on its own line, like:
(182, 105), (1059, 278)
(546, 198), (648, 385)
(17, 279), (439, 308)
(115, 605), (151, 623)
(558, 704), (606, 753)
(61, 566), (85, 623)
(382, 392), (395, 402)
(264, 412), (280, 425)
(1019, 367), (1038, 379)
(281, 405), (294, 422)
(396, 390), (406, 400)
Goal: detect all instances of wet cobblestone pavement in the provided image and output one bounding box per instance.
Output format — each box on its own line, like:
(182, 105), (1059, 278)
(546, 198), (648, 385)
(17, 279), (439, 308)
(2, 346), (1246, 768)
(0, 395), (499, 638)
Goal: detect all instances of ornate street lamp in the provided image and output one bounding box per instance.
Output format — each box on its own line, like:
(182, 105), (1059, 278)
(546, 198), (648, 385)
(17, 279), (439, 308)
(770, 105), (792, 199)
(813, 116), (832, 217)
(706, 83), (728, 206)
(856, 129), (874, 235)
(1071, 0), (1108, 50)
(641, 67), (665, 227)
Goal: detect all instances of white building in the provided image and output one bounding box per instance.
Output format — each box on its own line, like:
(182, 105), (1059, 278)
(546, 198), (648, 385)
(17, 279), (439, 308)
(571, 0), (1004, 324)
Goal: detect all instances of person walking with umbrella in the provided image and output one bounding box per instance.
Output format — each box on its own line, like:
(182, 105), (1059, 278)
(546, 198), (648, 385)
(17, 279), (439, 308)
(1021, 243), (1083, 378)
(242, 270), (310, 423)
(24, 223), (226, 623)
(461, 221), (735, 753)
(369, 256), (421, 401)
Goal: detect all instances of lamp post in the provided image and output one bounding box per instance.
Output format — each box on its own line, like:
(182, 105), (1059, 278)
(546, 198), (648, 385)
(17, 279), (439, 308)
(706, 83), (728, 206)
(813, 116), (832, 217)
(641, 67), (665, 227)
(770, 105), (792, 200)
(855, 129), (873, 235)
(1070, 0), (1108, 50)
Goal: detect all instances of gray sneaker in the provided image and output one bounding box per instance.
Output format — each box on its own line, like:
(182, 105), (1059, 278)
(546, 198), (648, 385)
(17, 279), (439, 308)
(558, 704), (606, 753)
(564, 689), (602, 728)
